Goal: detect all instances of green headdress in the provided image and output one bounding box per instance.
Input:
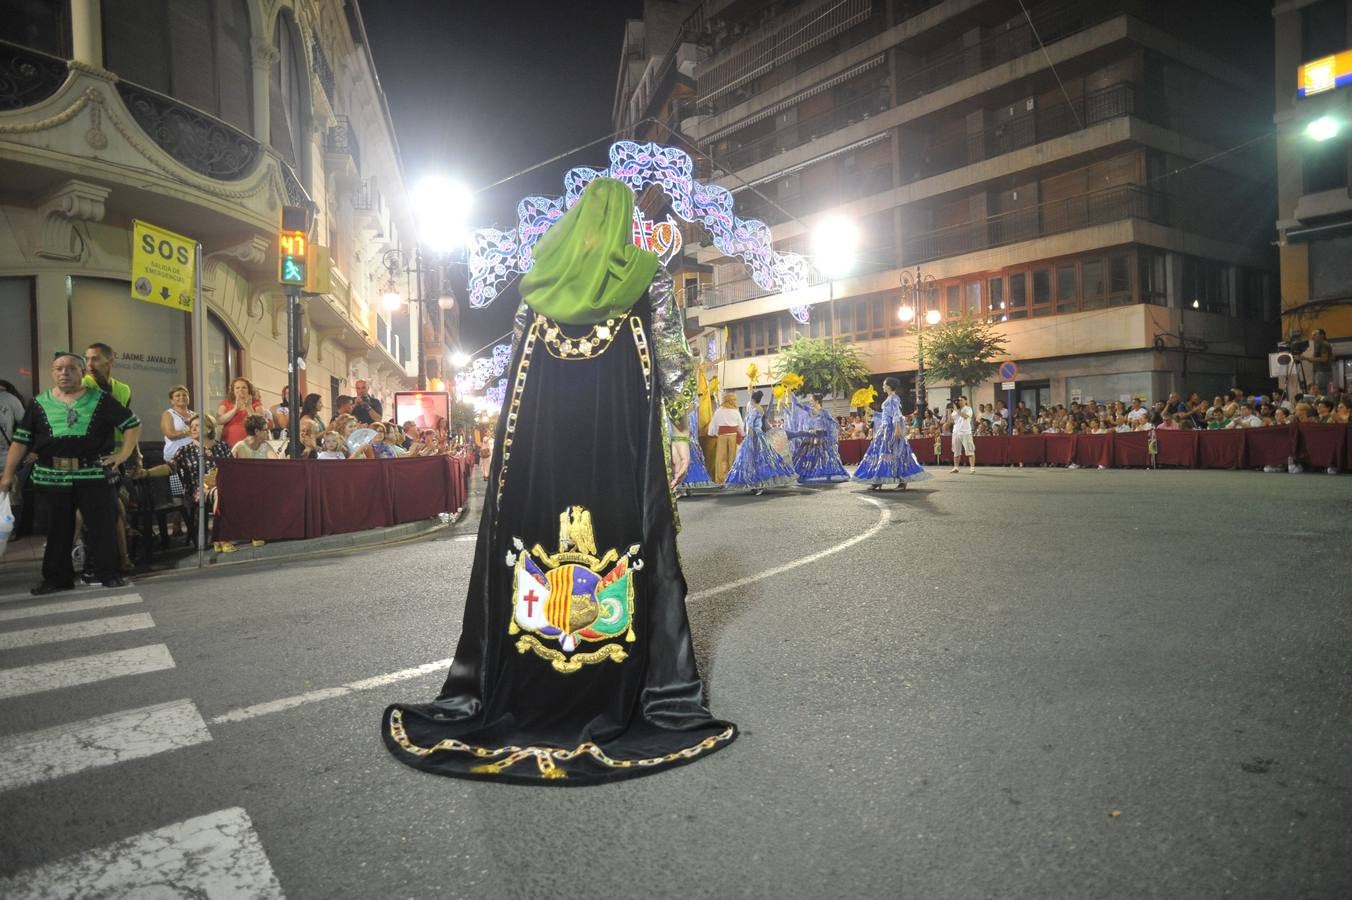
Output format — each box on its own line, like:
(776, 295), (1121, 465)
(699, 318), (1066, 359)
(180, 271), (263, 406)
(519, 177), (659, 325)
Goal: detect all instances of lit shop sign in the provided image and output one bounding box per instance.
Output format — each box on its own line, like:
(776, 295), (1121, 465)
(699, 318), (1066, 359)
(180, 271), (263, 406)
(1298, 51), (1352, 97)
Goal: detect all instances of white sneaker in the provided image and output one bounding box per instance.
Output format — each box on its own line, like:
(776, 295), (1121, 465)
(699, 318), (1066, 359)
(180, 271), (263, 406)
(1327, 467), (1339, 475)
(968, 467), (976, 474)
(950, 467), (959, 473)
(1067, 463), (1080, 470)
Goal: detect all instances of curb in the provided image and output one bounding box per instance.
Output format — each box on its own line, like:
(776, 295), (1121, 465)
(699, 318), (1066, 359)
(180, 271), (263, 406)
(176, 504), (471, 570)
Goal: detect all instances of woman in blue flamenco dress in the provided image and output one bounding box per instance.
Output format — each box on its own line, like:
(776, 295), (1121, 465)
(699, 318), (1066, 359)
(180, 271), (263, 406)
(724, 391), (796, 495)
(674, 408), (718, 493)
(853, 376), (930, 491)
(786, 393), (850, 484)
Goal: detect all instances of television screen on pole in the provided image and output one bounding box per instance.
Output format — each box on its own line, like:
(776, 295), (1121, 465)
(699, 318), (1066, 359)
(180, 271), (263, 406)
(393, 391), (450, 432)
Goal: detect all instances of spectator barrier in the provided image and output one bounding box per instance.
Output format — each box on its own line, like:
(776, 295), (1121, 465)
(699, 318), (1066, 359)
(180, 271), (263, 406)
(838, 438), (869, 465)
(896, 424), (1349, 471)
(214, 455), (468, 542)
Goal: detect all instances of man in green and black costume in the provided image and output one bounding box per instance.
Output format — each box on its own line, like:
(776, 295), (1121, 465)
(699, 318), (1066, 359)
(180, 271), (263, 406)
(0, 352), (141, 594)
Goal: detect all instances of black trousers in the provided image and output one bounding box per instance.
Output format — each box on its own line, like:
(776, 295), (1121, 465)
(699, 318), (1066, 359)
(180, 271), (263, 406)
(39, 480), (118, 586)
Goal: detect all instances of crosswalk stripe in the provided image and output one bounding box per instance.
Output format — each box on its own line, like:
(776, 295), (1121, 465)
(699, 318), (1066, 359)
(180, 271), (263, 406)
(0, 593), (143, 624)
(0, 586), (137, 605)
(0, 699), (211, 793)
(0, 613), (155, 651)
(0, 644), (175, 701)
(0, 807), (284, 899)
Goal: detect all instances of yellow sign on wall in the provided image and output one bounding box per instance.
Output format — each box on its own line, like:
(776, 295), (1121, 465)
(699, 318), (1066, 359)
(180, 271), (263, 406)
(131, 220), (196, 312)
(1298, 50), (1352, 97)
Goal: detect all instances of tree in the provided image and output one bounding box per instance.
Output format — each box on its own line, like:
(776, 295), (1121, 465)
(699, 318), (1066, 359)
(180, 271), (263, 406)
(918, 318), (1010, 394)
(770, 335), (871, 398)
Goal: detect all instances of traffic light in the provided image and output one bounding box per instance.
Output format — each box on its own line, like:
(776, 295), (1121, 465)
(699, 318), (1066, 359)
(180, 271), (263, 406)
(279, 205), (309, 287)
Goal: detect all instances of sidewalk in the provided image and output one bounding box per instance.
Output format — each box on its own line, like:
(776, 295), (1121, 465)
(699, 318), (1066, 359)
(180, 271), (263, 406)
(0, 478), (480, 595)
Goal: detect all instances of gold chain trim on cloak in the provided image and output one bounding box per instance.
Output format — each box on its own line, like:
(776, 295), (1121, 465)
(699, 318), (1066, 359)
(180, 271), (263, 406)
(515, 635), (627, 672)
(388, 708), (735, 780)
(538, 315), (622, 360)
(495, 319), (539, 502)
(629, 315), (652, 395)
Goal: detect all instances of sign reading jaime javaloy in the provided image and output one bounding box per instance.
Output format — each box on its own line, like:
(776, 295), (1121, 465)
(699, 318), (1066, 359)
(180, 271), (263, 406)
(131, 220), (196, 312)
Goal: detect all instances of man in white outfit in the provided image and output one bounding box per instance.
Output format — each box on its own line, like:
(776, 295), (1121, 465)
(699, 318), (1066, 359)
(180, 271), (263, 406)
(950, 395), (975, 474)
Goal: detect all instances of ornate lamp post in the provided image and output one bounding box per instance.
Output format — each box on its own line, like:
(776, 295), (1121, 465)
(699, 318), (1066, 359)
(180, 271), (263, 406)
(897, 265), (940, 413)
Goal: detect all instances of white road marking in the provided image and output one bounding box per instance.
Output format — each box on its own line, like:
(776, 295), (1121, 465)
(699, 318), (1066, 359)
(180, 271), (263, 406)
(209, 497), (891, 725)
(687, 496), (889, 602)
(0, 699), (211, 793)
(0, 807), (285, 899)
(0, 593), (143, 624)
(208, 657), (450, 725)
(0, 613), (155, 651)
(452, 534), (476, 541)
(0, 644), (175, 701)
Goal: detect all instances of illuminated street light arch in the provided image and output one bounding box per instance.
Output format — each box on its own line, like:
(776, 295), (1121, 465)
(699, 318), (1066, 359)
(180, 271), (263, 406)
(467, 141), (814, 322)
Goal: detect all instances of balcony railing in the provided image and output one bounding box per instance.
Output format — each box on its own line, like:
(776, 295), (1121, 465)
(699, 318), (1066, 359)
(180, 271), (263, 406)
(311, 33), (336, 108)
(716, 84), (892, 173)
(0, 38), (68, 111)
(894, 0), (1129, 104)
(905, 82), (1138, 183)
(114, 80), (262, 181)
(698, 0), (878, 107)
(733, 162), (893, 226)
(901, 183), (1169, 265)
(324, 115), (362, 172)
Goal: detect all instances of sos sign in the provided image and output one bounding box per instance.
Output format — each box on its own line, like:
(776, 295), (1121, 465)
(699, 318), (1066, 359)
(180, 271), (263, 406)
(131, 220), (197, 312)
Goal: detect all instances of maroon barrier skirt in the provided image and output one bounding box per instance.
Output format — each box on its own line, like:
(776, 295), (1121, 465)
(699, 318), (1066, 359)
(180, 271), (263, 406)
(1196, 429), (1245, 469)
(1298, 423), (1347, 469)
(1073, 434), (1113, 468)
(838, 438), (869, 465)
(215, 455), (466, 541)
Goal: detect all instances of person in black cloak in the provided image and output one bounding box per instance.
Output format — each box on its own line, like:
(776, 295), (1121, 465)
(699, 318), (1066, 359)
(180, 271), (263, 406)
(380, 178), (736, 784)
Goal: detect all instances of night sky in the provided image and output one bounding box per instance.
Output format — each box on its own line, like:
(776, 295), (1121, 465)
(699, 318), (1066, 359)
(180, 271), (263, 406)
(360, 0), (643, 349)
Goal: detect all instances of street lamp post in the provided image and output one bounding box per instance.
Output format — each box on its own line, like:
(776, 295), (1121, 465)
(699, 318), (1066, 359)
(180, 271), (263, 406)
(897, 265), (940, 413)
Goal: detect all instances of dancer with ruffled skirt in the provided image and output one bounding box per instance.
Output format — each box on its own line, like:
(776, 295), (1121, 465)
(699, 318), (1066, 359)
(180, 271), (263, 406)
(786, 393), (850, 484)
(724, 391), (796, 495)
(853, 376), (930, 491)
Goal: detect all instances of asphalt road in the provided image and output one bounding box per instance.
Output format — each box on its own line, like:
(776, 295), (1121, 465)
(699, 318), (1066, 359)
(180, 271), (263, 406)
(1, 468), (1349, 899)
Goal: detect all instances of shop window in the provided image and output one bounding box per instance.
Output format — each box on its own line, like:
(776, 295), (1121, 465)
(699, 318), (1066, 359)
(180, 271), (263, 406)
(70, 277), (189, 442)
(1082, 259), (1106, 309)
(1055, 265), (1076, 314)
(1108, 254), (1132, 306)
(1008, 272), (1027, 319)
(0, 277), (35, 398)
(1, 0), (69, 56)
(1031, 268), (1052, 317)
(102, 0), (252, 133)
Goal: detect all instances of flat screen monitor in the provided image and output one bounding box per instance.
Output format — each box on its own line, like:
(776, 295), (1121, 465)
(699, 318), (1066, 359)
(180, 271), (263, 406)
(393, 391), (450, 432)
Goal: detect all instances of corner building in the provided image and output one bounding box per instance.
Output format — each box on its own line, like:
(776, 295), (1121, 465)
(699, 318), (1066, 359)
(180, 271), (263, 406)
(658, 0), (1278, 409)
(0, 0), (451, 443)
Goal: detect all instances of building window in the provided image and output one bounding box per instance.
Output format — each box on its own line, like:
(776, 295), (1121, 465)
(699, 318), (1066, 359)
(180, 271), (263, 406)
(269, 12), (308, 171)
(1082, 259), (1106, 309)
(102, 0), (252, 133)
(1, 0), (69, 56)
(1008, 272), (1027, 319)
(988, 277), (1004, 317)
(206, 312), (242, 409)
(1108, 253), (1132, 306)
(1055, 265), (1077, 314)
(1309, 233), (1352, 301)
(1302, 0), (1347, 63)
(1304, 134), (1348, 195)
(1139, 249), (1167, 306)
(1182, 256), (1231, 314)
(964, 282), (981, 317)
(945, 283), (960, 318)
(1031, 268), (1052, 317)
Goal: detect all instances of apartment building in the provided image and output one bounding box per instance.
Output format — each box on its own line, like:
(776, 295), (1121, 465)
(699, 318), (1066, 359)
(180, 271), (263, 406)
(0, 0), (455, 440)
(1275, 0), (1352, 389)
(631, 0), (1279, 410)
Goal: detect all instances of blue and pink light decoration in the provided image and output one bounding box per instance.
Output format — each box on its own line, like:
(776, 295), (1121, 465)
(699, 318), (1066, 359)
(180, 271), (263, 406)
(468, 141), (812, 323)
